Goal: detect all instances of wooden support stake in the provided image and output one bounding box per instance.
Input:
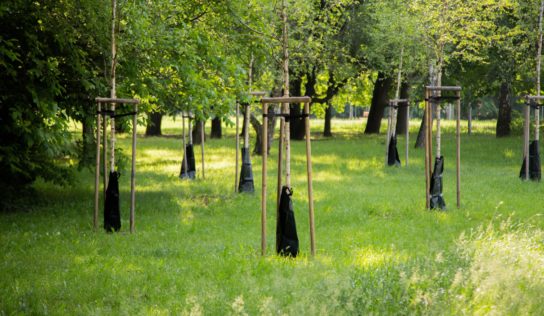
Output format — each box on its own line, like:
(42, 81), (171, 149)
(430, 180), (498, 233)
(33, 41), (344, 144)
(182, 114), (188, 178)
(276, 113), (284, 230)
(525, 105), (530, 180)
(405, 105), (409, 166)
(424, 89), (431, 209)
(94, 103), (101, 231)
(304, 102), (316, 256)
(261, 103), (268, 256)
(201, 120), (205, 179)
(235, 103), (240, 192)
(456, 92), (461, 208)
(385, 103), (392, 166)
(130, 105), (137, 233)
(103, 107), (108, 197)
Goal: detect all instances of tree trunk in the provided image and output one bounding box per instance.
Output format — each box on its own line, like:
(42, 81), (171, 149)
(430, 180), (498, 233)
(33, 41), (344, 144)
(496, 81), (512, 137)
(79, 117), (95, 167)
(395, 82), (410, 135)
(251, 109), (277, 155)
(192, 119), (205, 144)
(364, 72), (393, 134)
(324, 102), (333, 137)
(210, 117), (222, 138)
(289, 76), (305, 140)
(145, 111), (162, 136)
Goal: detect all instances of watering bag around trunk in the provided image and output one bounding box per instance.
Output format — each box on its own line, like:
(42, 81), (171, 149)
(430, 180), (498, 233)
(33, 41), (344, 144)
(238, 147), (254, 193)
(276, 186), (299, 257)
(519, 140), (541, 181)
(104, 171), (121, 232)
(387, 135), (401, 166)
(430, 156), (446, 210)
(180, 144), (196, 179)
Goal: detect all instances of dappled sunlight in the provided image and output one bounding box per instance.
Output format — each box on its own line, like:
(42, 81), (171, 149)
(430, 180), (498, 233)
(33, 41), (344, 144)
(351, 246), (409, 268)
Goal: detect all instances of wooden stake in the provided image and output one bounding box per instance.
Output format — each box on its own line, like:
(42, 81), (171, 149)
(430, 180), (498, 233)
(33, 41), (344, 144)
(261, 103), (269, 256)
(405, 104), (409, 166)
(424, 89), (431, 209)
(276, 113), (284, 224)
(130, 105), (137, 233)
(235, 103), (240, 192)
(182, 114), (188, 178)
(94, 103), (101, 231)
(456, 92), (461, 208)
(103, 108), (108, 196)
(304, 102), (316, 256)
(201, 120), (205, 179)
(385, 102), (392, 166)
(525, 105), (530, 180)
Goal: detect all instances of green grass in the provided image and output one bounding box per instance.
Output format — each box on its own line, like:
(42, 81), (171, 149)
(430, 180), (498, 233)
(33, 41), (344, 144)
(1, 117), (543, 315)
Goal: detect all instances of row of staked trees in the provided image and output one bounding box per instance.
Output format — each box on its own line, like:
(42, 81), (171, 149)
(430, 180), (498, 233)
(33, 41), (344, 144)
(1, 0), (543, 204)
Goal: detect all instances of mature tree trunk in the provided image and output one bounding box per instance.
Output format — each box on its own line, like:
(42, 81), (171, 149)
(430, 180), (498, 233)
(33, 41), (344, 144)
(210, 117), (222, 138)
(324, 102), (333, 137)
(79, 117), (95, 167)
(145, 111), (162, 136)
(289, 76), (306, 140)
(251, 108), (277, 155)
(364, 72), (393, 134)
(395, 82), (410, 135)
(496, 81), (512, 137)
(192, 119), (205, 144)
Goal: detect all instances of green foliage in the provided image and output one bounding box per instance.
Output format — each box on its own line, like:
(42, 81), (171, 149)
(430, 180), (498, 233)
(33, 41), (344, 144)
(0, 0), (110, 201)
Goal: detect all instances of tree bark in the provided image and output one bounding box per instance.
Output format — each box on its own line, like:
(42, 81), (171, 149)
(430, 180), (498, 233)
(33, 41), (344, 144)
(395, 82), (410, 135)
(496, 81), (512, 137)
(289, 76), (305, 140)
(145, 111), (162, 136)
(364, 72), (393, 134)
(210, 117), (222, 138)
(192, 119), (205, 144)
(251, 109), (277, 155)
(324, 102), (333, 137)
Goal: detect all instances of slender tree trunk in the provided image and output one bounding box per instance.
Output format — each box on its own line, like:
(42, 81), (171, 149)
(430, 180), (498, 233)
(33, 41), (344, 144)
(145, 112), (162, 136)
(210, 117), (222, 138)
(324, 103), (333, 137)
(192, 119), (205, 144)
(496, 81), (512, 137)
(364, 72), (393, 134)
(395, 82), (410, 135)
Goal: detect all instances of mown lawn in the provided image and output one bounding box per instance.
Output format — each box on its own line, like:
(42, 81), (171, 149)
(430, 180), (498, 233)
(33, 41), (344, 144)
(1, 117), (543, 315)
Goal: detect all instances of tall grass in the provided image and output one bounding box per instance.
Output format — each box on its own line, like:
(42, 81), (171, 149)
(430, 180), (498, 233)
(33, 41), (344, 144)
(0, 117), (542, 315)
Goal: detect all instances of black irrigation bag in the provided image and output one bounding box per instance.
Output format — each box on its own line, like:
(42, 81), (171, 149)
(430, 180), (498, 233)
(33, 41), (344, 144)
(180, 144), (196, 179)
(387, 135), (401, 166)
(430, 156), (446, 210)
(276, 186), (299, 257)
(519, 140), (541, 181)
(104, 171), (121, 232)
(238, 147), (255, 193)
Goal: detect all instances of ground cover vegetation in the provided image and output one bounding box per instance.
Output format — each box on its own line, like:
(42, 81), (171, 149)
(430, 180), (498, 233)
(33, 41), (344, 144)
(2, 0), (544, 314)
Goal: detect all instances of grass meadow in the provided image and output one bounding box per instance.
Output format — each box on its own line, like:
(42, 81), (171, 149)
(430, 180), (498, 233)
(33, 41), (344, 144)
(1, 116), (543, 315)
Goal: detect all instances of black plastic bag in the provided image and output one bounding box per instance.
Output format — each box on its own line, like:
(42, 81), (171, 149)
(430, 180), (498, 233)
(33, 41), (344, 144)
(430, 156), (446, 210)
(104, 171), (121, 232)
(180, 144), (196, 179)
(519, 140), (541, 181)
(387, 135), (401, 166)
(238, 148), (255, 193)
(276, 186), (299, 257)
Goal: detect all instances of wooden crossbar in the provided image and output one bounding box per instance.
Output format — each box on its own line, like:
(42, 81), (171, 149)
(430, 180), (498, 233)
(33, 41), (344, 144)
(95, 97), (140, 104)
